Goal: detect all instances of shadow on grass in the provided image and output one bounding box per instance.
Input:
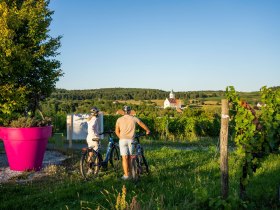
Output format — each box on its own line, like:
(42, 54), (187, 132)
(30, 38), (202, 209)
(245, 153), (280, 209)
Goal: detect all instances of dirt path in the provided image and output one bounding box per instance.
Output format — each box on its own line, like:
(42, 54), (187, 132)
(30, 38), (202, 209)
(0, 150), (69, 183)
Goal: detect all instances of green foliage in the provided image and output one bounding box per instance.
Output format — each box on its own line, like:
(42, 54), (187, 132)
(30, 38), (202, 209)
(103, 115), (119, 131)
(0, 0), (62, 126)
(226, 86), (280, 198)
(0, 84), (28, 126)
(51, 88), (169, 101)
(209, 195), (249, 209)
(182, 117), (197, 140)
(9, 116), (52, 128)
(137, 114), (220, 141)
(52, 112), (66, 133)
(260, 86), (280, 152)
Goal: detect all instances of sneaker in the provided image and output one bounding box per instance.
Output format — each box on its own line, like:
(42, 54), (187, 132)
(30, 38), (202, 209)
(121, 175), (130, 180)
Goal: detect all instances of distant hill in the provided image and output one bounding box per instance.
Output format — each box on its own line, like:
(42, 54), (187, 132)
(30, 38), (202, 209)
(50, 88), (228, 101)
(50, 88), (168, 100)
(49, 87), (273, 104)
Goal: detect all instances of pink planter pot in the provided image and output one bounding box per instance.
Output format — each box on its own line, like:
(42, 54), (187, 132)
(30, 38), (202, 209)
(0, 126), (52, 171)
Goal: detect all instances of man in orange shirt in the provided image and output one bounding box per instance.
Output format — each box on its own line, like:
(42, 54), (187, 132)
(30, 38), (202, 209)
(115, 105), (150, 180)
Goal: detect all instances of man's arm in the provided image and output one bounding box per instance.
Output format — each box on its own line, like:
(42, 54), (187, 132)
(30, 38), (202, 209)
(115, 122), (121, 139)
(138, 120), (150, 135)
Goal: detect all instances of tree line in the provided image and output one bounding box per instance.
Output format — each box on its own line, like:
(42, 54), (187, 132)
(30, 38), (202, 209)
(50, 88), (226, 101)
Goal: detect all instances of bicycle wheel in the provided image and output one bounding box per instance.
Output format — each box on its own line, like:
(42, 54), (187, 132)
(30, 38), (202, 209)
(80, 149), (100, 179)
(139, 154), (149, 174)
(110, 146), (121, 170)
(130, 155), (139, 180)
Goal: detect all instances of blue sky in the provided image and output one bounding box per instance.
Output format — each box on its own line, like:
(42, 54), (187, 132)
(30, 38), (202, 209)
(49, 0), (280, 92)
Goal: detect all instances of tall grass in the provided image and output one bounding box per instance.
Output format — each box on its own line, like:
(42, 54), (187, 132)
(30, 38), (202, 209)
(1, 140), (280, 209)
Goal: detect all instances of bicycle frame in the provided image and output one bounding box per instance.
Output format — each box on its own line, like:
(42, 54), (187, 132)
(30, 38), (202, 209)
(103, 132), (119, 164)
(100, 130), (118, 164)
(80, 130), (120, 179)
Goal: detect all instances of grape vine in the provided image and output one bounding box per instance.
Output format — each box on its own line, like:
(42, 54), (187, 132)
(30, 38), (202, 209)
(226, 86), (280, 198)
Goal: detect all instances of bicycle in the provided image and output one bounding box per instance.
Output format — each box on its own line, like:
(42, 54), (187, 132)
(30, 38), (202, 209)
(130, 133), (150, 180)
(80, 130), (121, 179)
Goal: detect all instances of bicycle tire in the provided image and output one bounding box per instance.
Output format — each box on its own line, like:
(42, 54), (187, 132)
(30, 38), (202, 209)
(140, 154), (149, 174)
(80, 149), (101, 179)
(110, 146), (121, 170)
(131, 156), (139, 180)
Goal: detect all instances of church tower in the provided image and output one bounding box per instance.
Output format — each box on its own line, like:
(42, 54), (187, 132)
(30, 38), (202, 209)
(169, 90), (175, 99)
(164, 89), (181, 109)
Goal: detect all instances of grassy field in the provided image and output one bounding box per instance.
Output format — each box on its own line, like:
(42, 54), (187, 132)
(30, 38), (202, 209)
(1, 138), (280, 209)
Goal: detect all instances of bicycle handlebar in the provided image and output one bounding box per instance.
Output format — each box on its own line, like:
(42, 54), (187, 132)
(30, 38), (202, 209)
(133, 133), (151, 145)
(99, 130), (150, 141)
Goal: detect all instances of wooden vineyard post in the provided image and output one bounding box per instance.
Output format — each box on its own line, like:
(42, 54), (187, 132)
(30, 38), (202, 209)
(220, 99), (229, 199)
(69, 114), (73, 148)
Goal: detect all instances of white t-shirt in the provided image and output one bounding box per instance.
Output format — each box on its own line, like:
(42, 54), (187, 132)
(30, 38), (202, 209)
(86, 116), (100, 142)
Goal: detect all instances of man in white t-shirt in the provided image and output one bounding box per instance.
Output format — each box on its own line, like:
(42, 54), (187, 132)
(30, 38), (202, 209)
(115, 105), (150, 180)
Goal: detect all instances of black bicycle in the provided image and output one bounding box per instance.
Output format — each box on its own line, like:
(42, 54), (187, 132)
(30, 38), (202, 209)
(80, 130), (121, 179)
(130, 133), (149, 180)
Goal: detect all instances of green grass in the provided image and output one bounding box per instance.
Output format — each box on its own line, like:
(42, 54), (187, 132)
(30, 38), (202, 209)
(1, 140), (280, 209)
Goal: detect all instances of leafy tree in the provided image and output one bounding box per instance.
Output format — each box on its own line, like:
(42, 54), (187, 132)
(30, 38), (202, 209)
(0, 0), (62, 126)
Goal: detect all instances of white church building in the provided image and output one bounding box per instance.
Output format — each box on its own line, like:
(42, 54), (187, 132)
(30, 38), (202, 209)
(164, 90), (182, 109)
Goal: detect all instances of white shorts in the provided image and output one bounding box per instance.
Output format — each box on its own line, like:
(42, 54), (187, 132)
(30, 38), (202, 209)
(119, 139), (136, 156)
